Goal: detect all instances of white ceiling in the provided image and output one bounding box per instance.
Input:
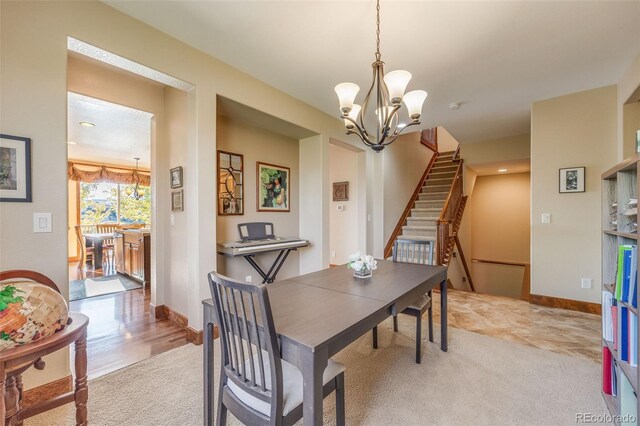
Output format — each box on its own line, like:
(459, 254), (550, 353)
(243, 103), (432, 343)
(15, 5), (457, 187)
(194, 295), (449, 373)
(469, 158), (530, 176)
(103, 1), (640, 144)
(68, 92), (152, 168)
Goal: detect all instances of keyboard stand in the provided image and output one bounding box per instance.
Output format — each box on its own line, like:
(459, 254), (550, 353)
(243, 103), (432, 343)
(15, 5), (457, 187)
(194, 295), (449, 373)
(242, 248), (297, 284)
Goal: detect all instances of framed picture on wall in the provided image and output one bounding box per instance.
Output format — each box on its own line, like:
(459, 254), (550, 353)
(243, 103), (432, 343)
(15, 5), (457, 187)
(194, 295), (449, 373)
(257, 162), (290, 212)
(171, 189), (184, 212)
(170, 166), (183, 189)
(0, 134), (32, 202)
(217, 150), (244, 215)
(333, 181), (349, 201)
(559, 167), (585, 193)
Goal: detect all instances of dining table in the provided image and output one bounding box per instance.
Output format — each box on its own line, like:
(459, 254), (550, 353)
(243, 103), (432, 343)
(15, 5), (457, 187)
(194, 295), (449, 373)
(202, 259), (448, 426)
(83, 233), (113, 270)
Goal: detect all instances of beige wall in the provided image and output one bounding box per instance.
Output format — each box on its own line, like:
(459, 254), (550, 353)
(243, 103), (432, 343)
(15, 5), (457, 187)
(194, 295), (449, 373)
(618, 53), (640, 160)
(216, 117), (300, 281)
(329, 144), (359, 264)
(461, 134), (530, 166)
(468, 173), (530, 298)
(531, 85), (617, 303)
(623, 102), (640, 157)
(165, 87), (189, 315)
(382, 131), (435, 244)
(1, 0), (359, 390)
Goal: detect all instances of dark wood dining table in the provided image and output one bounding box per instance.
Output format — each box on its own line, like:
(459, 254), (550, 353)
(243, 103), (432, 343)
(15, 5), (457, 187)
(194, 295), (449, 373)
(202, 260), (448, 425)
(83, 233), (113, 270)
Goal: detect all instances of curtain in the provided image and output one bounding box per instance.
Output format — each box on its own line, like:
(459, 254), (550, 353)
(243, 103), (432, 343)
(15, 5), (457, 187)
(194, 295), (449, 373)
(67, 162), (151, 186)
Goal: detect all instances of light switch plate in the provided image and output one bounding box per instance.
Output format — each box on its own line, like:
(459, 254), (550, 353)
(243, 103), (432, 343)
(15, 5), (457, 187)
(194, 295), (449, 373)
(581, 278), (592, 289)
(33, 213), (52, 233)
(541, 213), (551, 224)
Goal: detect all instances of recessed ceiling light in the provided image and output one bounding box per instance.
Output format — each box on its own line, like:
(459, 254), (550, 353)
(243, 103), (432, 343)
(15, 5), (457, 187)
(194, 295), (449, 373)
(67, 141), (77, 145)
(498, 169), (508, 173)
(79, 121), (95, 127)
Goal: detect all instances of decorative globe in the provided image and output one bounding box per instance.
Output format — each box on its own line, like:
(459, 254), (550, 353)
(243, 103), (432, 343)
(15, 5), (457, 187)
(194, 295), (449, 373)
(0, 282), (68, 350)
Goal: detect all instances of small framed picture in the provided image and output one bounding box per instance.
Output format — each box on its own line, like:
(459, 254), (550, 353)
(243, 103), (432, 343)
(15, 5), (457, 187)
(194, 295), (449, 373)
(0, 134), (32, 202)
(171, 189), (184, 211)
(170, 166), (183, 189)
(257, 162), (290, 212)
(559, 167), (585, 193)
(333, 181), (349, 201)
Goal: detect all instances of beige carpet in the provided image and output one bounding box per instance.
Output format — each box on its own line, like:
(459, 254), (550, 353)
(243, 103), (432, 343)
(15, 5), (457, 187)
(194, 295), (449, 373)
(27, 316), (605, 425)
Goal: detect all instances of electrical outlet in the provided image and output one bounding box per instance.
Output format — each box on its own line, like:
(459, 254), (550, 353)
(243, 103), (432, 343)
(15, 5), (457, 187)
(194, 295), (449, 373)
(581, 278), (592, 289)
(245, 276), (252, 283)
(331, 250), (336, 258)
(541, 213), (551, 224)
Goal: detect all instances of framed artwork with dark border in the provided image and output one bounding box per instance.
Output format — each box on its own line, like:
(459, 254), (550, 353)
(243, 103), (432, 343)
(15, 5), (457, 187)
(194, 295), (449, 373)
(333, 181), (349, 201)
(171, 189), (184, 212)
(0, 134), (32, 202)
(559, 167), (585, 193)
(217, 150), (244, 215)
(170, 166), (183, 189)
(257, 162), (290, 212)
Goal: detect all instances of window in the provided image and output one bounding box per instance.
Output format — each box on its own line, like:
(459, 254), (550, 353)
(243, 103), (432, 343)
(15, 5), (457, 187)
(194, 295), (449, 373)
(80, 182), (151, 225)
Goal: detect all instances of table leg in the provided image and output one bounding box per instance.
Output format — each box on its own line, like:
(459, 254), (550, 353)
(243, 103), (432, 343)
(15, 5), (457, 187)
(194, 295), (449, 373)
(5, 376), (19, 425)
(300, 346), (328, 426)
(74, 331), (88, 425)
(93, 241), (104, 270)
(440, 279), (448, 352)
(203, 305), (215, 426)
(0, 364), (5, 424)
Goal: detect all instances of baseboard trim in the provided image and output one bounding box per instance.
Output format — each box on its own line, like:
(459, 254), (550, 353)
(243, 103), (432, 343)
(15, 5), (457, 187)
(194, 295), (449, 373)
(154, 304), (204, 345)
(529, 293), (601, 315)
(22, 375), (73, 408)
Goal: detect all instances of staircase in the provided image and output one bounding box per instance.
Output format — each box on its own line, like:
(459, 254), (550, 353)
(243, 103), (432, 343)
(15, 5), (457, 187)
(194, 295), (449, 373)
(399, 151), (457, 243)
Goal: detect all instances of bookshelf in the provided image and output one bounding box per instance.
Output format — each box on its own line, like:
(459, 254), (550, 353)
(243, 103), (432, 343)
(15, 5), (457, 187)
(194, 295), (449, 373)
(602, 154), (640, 425)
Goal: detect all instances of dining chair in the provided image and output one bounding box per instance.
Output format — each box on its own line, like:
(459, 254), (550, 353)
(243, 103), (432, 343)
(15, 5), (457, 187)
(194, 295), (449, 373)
(96, 223), (120, 272)
(372, 239), (434, 364)
(208, 272), (346, 426)
(74, 225), (94, 279)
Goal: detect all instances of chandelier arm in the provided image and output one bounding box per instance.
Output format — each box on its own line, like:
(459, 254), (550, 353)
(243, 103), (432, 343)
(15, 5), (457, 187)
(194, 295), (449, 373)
(343, 116), (372, 144)
(347, 129), (374, 147)
(359, 67), (378, 133)
(380, 121), (421, 147)
(382, 104), (401, 132)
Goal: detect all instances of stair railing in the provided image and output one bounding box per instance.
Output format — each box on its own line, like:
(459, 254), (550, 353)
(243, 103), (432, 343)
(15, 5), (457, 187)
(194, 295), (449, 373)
(383, 151), (439, 259)
(436, 158), (464, 266)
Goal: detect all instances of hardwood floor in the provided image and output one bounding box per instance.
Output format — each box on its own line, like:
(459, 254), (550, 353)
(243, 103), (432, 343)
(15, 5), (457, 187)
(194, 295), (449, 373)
(68, 264), (189, 379)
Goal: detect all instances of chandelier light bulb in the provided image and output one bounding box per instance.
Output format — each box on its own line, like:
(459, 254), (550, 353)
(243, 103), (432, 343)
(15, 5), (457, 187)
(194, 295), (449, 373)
(334, 83), (360, 114)
(125, 187), (133, 196)
(344, 104), (362, 129)
(403, 90), (428, 121)
(384, 70), (412, 104)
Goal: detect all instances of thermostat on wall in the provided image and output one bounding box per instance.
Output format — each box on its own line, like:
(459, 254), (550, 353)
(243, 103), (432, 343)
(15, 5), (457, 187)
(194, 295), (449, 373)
(337, 205), (345, 212)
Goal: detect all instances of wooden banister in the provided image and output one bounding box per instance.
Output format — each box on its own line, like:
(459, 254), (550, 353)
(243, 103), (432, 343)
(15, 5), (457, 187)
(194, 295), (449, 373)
(384, 152), (439, 259)
(471, 258), (531, 300)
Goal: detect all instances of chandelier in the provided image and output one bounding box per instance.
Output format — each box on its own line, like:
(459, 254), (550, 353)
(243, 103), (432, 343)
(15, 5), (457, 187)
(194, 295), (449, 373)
(334, 0), (428, 153)
(124, 157), (145, 200)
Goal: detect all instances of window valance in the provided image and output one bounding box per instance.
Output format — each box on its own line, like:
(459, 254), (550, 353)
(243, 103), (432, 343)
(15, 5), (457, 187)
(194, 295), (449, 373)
(67, 162), (150, 186)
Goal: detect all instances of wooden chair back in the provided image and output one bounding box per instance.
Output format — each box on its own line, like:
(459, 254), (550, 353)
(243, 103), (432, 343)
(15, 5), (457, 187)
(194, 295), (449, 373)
(80, 224), (97, 235)
(208, 272), (284, 422)
(74, 225), (92, 266)
(393, 239), (435, 265)
(120, 223), (145, 230)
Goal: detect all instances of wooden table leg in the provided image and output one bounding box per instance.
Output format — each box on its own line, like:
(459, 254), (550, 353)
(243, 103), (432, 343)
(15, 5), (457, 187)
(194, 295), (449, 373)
(16, 375), (23, 426)
(0, 364), (5, 425)
(300, 346), (328, 426)
(440, 279), (448, 352)
(74, 330), (88, 425)
(5, 375), (19, 426)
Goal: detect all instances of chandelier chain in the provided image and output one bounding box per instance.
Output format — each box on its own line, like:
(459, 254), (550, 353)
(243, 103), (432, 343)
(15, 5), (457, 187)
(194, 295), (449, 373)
(375, 0), (381, 60)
